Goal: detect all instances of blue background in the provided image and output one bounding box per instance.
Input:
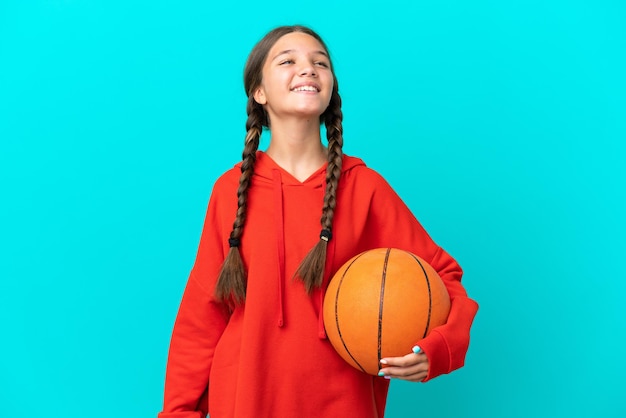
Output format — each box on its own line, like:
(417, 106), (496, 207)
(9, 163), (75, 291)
(1, 1), (624, 417)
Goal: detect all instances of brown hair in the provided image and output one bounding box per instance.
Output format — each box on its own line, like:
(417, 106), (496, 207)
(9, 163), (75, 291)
(215, 25), (344, 305)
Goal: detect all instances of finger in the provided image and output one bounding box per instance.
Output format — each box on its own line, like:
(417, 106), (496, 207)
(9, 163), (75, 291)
(378, 361), (429, 382)
(382, 365), (428, 382)
(380, 345), (424, 366)
(380, 352), (428, 368)
(378, 345), (429, 382)
(381, 360), (429, 376)
(392, 370), (428, 382)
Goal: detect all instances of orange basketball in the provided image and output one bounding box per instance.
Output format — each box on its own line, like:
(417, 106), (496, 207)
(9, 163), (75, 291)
(323, 248), (451, 375)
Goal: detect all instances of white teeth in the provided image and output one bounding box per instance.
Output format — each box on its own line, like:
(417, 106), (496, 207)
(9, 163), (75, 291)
(292, 86), (318, 92)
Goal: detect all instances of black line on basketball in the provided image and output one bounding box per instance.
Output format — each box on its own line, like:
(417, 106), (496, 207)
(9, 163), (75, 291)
(334, 252), (367, 374)
(377, 248), (391, 370)
(409, 253), (433, 338)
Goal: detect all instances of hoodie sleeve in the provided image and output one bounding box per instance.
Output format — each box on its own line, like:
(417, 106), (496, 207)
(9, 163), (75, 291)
(363, 169), (479, 382)
(158, 185), (232, 417)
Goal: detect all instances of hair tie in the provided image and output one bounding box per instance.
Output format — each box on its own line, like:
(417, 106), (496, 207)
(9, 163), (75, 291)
(228, 238), (241, 248)
(319, 229), (332, 242)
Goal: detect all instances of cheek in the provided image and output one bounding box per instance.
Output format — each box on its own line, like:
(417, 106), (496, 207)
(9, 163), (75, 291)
(263, 73), (291, 98)
(325, 74), (335, 95)
(278, 71), (294, 87)
(325, 79), (335, 103)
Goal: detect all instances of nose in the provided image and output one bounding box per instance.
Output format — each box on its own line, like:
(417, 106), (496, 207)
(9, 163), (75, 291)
(299, 61), (317, 77)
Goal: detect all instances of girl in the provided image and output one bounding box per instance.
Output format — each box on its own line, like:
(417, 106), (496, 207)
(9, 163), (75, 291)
(158, 25), (478, 418)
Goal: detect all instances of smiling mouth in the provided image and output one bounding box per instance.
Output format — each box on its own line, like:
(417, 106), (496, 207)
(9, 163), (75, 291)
(291, 85), (320, 92)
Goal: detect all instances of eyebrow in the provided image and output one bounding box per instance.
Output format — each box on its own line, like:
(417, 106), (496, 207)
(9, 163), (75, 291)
(271, 49), (329, 61)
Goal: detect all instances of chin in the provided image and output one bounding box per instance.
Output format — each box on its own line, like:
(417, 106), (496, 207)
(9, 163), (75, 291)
(293, 106), (327, 119)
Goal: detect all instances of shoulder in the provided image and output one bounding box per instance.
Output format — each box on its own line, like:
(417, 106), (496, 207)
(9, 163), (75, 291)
(212, 162), (241, 191)
(204, 162), (241, 209)
(341, 154), (392, 189)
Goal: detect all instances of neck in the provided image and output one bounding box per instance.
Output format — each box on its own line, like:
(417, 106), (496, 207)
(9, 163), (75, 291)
(265, 118), (328, 181)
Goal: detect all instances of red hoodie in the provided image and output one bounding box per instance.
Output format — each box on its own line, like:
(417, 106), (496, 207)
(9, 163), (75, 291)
(158, 151), (478, 418)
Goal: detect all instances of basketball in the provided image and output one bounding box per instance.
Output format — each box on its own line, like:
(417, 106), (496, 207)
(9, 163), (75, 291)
(323, 248), (451, 375)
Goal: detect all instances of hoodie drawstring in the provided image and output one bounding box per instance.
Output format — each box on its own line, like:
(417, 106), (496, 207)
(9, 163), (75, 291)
(272, 166), (335, 338)
(272, 169), (286, 327)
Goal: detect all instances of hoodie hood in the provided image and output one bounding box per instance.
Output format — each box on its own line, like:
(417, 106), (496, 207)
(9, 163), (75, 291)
(239, 150), (366, 185)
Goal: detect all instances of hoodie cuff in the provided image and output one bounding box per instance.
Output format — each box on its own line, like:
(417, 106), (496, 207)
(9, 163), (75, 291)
(417, 297), (479, 382)
(416, 329), (450, 382)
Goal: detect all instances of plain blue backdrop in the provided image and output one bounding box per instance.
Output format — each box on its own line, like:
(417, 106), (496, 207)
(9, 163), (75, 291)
(1, 1), (624, 417)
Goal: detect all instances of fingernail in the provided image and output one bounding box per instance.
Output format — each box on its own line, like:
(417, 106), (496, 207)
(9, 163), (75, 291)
(412, 345), (422, 354)
(379, 359), (388, 365)
(378, 371), (385, 377)
(384, 375), (391, 380)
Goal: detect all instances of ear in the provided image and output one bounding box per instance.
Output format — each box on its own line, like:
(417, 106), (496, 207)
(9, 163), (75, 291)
(253, 86), (267, 105)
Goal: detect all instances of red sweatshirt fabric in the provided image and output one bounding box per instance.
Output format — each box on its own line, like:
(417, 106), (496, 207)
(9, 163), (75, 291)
(158, 152), (478, 418)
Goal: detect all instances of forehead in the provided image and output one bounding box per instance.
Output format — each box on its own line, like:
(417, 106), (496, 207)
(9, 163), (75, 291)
(268, 32), (328, 57)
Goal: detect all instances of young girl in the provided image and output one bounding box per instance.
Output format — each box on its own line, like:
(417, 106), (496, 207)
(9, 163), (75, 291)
(158, 25), (478, 418)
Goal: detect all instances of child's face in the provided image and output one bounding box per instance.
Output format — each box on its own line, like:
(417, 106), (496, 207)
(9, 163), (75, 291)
(254, 32), (333, 123)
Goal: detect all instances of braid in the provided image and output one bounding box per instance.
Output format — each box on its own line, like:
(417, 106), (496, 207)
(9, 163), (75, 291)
(321, 94), (343, 232)
(215, 98), (264, 306)
(296, 92), (344, 293)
